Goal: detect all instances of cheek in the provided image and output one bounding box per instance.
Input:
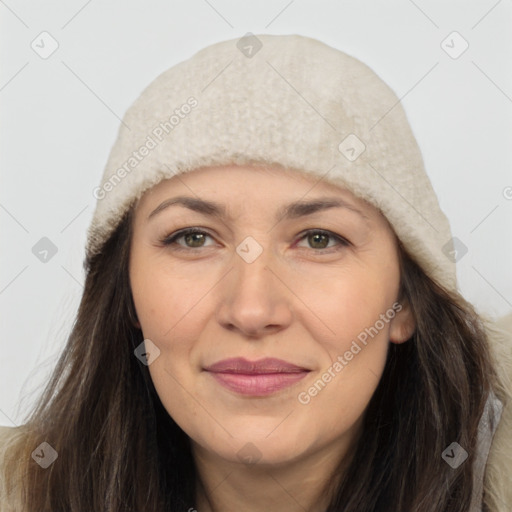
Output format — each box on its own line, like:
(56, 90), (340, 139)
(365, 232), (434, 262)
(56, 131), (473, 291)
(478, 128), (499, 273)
(130, 260), (202, 408)
(299, 313), (390, 439)
(130, 261), (211, 437)
(307, 261), (398, 343)
(131, 259), (204, 341)
(298, 265), (397, 428)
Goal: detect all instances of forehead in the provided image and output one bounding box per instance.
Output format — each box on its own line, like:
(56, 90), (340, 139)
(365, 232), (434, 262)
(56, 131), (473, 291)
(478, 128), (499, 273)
(136, 164), (380, 216)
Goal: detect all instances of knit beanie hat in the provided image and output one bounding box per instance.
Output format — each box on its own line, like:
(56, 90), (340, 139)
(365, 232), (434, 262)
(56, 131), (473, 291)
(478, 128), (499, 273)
(86, 33), (457, 292)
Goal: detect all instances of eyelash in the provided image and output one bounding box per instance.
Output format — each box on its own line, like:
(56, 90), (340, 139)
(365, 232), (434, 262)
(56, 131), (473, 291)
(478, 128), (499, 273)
(159, 228), (350, 253)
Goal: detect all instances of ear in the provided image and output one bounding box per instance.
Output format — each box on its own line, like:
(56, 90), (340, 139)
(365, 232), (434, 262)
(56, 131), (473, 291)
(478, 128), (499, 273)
(128, 294), (142, 329)
(130, 312), (141, 329)
(389, 300), (416, 344)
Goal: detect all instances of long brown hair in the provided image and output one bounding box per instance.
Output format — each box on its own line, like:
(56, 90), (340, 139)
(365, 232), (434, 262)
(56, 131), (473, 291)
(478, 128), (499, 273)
(2, 205), (499, 511)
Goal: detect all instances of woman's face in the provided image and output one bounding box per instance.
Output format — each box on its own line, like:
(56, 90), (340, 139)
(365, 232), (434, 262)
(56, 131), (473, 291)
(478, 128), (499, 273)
(129, 164), (415, 467)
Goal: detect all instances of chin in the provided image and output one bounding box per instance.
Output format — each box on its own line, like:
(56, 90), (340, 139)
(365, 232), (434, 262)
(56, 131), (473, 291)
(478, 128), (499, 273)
(201, 428), (311, 467)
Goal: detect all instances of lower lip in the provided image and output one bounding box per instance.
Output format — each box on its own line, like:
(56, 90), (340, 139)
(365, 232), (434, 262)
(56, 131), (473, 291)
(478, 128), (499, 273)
(207, 371), (309, 396)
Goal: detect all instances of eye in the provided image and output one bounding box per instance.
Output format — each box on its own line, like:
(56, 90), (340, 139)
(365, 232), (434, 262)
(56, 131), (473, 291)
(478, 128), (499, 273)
(160, 228), (215, 250)
(160, 228), (350, 253)
(295, 229), (350, 252)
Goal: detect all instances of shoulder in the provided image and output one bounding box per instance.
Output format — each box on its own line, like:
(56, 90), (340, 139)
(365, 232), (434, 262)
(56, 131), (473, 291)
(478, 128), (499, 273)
(0, 424), (19, 444)
(0, 424), (27, 511)
(0, 424), (20, 474)
(0, 424), (25, 456)
(482, 312), (512, 512)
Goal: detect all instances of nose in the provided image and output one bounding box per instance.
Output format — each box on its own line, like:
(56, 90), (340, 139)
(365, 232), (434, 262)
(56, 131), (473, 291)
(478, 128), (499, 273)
(216, 242), (293, 339)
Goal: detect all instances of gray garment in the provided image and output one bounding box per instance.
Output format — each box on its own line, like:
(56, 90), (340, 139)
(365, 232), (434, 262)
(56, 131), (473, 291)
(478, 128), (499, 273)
(470, 391), (504, 511)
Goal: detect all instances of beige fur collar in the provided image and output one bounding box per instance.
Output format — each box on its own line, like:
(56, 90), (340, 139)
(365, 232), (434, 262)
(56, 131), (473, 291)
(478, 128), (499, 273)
(481, 313), (512, 511)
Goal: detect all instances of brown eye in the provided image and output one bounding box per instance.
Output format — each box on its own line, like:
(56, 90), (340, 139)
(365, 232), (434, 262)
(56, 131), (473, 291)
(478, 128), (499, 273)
(182, 232), (207, 248)
(297, 229), (350, 251)
(161, 229), (214, 250)
(308, 232), (329, 249)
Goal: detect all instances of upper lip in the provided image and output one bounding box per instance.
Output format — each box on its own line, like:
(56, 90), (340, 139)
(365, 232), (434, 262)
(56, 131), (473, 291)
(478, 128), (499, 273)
(204, 357), (309, 374)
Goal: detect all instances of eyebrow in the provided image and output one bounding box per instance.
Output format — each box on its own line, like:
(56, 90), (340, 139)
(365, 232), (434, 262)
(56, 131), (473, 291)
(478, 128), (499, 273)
(147, 195), (370, 223)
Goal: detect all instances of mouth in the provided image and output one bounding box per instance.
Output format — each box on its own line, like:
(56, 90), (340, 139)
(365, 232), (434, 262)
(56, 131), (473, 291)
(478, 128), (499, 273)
(203, 357), (311, 396)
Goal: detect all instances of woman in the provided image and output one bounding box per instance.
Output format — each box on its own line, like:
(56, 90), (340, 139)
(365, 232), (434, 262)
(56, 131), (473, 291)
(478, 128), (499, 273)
(1, 34), (511, 512)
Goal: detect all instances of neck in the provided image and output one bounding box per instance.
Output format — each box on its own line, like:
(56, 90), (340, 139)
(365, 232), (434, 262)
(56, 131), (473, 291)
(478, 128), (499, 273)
(191, 421), (361, 512)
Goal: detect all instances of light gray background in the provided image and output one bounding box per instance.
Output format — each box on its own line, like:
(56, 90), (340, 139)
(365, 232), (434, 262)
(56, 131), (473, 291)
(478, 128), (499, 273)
(1, 0), (511, 427)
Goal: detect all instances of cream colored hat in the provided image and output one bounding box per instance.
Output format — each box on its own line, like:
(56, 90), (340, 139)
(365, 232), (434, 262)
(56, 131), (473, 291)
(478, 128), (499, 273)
(86, 33), (456, 291)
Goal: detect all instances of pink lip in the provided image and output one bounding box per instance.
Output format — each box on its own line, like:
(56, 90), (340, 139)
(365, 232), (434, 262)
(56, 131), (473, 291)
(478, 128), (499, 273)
(204, 357), (310, 396)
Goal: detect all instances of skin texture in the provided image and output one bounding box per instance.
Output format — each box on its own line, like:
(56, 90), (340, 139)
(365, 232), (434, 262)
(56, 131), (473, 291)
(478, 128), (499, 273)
(129, 164), (416, 512)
